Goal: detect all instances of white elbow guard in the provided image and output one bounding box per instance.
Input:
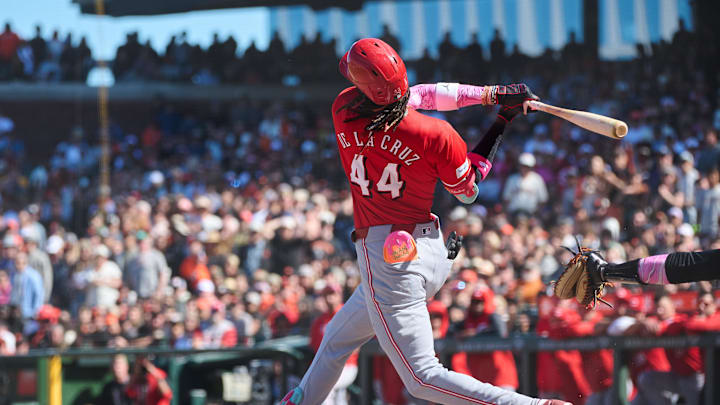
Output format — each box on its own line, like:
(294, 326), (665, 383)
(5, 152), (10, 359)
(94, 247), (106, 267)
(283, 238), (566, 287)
(436, 82), (460, 111)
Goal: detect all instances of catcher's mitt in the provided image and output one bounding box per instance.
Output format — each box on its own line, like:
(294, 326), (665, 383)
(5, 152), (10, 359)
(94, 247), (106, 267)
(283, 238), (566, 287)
(554, 239), (612, 309)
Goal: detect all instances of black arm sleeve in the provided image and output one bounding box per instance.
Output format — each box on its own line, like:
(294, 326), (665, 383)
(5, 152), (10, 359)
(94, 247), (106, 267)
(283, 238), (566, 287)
(470, 117), (508, 164)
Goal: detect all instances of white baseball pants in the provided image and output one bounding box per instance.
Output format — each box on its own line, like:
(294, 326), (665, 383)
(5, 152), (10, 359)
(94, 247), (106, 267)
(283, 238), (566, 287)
(296, 221), (541, 405)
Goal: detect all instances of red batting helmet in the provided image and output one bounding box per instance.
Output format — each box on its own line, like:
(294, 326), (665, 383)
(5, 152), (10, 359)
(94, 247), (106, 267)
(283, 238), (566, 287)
(339, 38), (409, 106)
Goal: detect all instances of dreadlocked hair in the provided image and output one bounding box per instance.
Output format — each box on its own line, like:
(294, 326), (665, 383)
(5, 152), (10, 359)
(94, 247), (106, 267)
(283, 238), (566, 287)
(336, 91), (410, 132)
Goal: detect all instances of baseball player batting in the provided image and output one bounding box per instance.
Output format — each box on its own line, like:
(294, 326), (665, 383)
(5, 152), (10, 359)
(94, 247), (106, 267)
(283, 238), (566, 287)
(280, 38), (571, 405)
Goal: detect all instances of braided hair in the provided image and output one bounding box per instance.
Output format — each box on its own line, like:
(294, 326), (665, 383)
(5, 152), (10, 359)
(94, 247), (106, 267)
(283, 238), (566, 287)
(336, 91), (410, 133)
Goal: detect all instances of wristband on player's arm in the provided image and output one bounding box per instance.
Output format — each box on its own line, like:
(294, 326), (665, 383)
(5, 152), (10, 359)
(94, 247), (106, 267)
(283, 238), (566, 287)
(490, 83), (537, 105)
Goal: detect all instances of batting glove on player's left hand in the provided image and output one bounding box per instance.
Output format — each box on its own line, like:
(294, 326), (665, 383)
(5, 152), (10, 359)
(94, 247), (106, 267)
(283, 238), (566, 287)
(445, 231), (463, 260)
(494, 83), (539, 122)
(492, 83), (539, 105)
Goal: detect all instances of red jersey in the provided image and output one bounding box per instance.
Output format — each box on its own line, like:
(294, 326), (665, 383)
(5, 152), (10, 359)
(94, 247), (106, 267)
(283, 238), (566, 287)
(125, 368), (172, 405)
(563, 311), (613, 393)
(332, 87), (471, 228)
(659, 314), (703, 375)
(453, 291), (518, 389)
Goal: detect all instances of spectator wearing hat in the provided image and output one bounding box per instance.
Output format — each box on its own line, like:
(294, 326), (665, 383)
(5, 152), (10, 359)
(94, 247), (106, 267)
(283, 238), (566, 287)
(502, 153), (548, 217)
(636, 295), (710, 405)
(9, 251), (44, 321)
(46, 235), (72, 309)
(85, 245), (122, 310)
(269, 217), (307, 275)
(125, 231), (170, 299)
(453, 287), (519, 392)
(677, 151), (699, 224)
(1, 232), (23, 276)
(22, 228), (52, 303)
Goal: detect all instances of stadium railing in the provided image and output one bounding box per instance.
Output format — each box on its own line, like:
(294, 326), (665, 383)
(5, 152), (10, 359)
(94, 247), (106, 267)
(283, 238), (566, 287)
(357, 334), (720, 405)
(0, 334), (717, 405)
(0, 336), (309, 405)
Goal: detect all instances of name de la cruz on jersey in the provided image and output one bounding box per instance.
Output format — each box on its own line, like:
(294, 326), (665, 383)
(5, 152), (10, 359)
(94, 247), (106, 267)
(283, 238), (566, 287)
(336, 131), (421, 166)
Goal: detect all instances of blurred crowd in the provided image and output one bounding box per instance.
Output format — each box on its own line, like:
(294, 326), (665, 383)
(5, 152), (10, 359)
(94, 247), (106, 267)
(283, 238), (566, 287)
(0, 16), (719, 405)
(0, 23), (92, 82)
(1, 19), (713, 89)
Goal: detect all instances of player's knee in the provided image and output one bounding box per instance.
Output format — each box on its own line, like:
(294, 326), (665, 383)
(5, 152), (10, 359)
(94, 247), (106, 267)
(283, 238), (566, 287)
(404, 378), (430, 400)
(403, 367), (445, 401)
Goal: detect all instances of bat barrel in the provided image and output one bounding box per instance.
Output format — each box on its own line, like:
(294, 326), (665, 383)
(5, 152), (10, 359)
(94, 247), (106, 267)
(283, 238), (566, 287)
(526, 100), (628, 140)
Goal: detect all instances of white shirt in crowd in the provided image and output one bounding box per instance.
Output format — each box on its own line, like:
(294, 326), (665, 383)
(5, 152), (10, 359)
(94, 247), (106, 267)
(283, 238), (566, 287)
(502, 170), (548, 215)
(85, 260), (122, 310)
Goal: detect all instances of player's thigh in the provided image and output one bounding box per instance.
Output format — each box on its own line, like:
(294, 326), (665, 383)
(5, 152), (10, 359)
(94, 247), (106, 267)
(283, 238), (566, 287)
(363, 280), (438, 381)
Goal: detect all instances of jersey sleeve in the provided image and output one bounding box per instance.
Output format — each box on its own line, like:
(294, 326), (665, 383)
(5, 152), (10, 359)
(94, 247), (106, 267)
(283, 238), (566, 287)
(427, 121), (471, 188)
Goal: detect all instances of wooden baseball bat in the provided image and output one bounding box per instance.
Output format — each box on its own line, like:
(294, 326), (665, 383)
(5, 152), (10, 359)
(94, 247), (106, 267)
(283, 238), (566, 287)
(525, 100), (628, 139)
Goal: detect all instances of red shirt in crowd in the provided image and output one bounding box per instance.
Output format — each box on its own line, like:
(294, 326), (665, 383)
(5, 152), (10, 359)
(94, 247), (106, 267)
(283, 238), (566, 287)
(563, 310), (614, 394)
(332, 87), (471, 228)
(659, 311), (720, 376)
(125, 368), (172, 405)
(659, 314), (702, 376)
(452, 288), (518, 389)
(545, 307), (592, 403)
(0, 30), (20, 61)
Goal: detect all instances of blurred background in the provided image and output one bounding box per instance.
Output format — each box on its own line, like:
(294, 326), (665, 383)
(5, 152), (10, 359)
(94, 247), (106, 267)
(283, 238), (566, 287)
(0, 0), (719, 404)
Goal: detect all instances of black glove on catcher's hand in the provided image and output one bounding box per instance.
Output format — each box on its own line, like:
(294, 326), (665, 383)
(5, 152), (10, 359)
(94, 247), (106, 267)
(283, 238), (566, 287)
(445, 231), (464, 260)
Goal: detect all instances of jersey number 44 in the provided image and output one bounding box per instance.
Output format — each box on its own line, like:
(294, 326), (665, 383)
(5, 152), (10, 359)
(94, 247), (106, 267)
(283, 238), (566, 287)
(350, 154), (405, 199)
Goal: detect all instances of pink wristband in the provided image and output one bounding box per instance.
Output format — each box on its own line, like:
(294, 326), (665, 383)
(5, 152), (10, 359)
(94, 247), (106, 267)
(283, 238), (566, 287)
(467, 152), (493, 180)
(638, 254), (669, 284)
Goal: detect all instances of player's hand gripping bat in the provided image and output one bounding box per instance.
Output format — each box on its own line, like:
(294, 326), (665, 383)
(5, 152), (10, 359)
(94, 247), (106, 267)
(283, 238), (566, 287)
(524, 100), (628, 140)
